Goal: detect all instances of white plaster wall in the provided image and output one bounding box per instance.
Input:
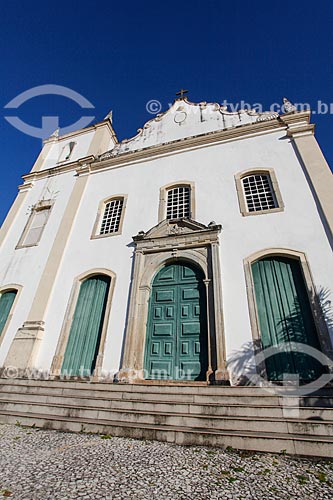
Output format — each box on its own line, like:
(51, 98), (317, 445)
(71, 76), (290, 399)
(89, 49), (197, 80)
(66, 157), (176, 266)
(0, 171), (76, 364)
(35, 130), (333, 378)
(36, 126), (117, 172)
(39, 131), (95, 171)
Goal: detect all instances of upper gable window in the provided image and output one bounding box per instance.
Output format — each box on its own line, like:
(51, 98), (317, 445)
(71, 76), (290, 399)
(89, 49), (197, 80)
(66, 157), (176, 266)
(235, 169), (284, 216)
(17, 201), (53, 248)
(92, 196), (127, 239)
(166, 186), (191, 219)
(58, 141), (76, 163)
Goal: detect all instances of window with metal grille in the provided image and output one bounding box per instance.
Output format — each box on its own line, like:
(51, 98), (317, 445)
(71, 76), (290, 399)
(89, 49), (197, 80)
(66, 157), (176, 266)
(166, 186), (190, 219)
(100, 198), (124, 234)
(242, 174), (277, 212)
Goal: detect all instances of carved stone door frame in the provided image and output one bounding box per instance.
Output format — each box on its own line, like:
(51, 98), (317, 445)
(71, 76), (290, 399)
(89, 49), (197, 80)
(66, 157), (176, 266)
(118, 218), (229, 384)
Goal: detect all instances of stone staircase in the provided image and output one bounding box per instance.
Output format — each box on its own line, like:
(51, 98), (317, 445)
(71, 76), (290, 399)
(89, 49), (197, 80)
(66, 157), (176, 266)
(0, 378), (333, 457)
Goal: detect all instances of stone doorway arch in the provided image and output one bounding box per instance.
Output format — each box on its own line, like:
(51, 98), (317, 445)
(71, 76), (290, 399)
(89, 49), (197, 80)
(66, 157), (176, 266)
(144, 260), (208, 381)
(119, 218), (229, 384)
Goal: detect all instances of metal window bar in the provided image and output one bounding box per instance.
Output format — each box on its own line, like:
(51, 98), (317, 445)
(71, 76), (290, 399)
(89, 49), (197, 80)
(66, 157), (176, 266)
(242, 174), (277, 212)
(100, 198), (124, 234)
(166, 186), (190, 219)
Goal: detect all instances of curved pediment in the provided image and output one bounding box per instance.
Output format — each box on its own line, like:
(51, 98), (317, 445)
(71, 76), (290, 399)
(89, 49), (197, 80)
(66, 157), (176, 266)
(133, 218), (221, 241)
(100, 97), (279, 159)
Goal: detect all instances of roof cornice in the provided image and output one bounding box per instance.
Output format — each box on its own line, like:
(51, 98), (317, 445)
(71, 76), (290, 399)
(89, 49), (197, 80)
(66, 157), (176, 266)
(92, 117), (285, 172)
(20, 116), (288, 183)
(42, 119), (118, 145)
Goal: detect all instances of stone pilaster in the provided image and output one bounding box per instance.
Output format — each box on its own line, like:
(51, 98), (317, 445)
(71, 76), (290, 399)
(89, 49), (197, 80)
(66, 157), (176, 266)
(4, 321), (45, 371)
(282, 111), (333, 241)
(211, 241), (229, 383)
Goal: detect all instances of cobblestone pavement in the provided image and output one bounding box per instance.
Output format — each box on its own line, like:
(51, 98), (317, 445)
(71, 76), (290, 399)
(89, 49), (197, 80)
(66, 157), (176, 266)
(0, 423), (332, 500)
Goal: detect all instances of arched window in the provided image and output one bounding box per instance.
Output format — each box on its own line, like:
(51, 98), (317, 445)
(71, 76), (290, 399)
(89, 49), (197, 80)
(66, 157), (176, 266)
(0, 290), (17, 337)
(158, 182), (195, 222)
(61, 275), (111, 377)
(235, 169), (284, 216)
(92, 196), (127, 238)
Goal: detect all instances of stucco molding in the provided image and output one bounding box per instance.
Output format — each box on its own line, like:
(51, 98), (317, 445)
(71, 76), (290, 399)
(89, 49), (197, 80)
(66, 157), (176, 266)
(50, 268), (116, 378)
(20, 118), (286, 183)
(119, 218), (229, 384)
(42, 119), (118, 146)
(96, 119), (284, 169)
(18, 182), (34, 192)
(22, 156), (95, 183)
(100, 97), (280, 159)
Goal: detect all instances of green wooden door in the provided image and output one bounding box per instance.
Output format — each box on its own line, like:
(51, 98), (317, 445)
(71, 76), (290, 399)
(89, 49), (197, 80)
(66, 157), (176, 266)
(61, 275), (110, 377)
(144, 262), (208, 381)
(252, 257), (323, 381)
(0, 291), (16, 336)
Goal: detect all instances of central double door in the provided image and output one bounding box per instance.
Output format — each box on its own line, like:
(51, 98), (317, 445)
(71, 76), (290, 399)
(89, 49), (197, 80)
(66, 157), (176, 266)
(144, 262), (208, 381)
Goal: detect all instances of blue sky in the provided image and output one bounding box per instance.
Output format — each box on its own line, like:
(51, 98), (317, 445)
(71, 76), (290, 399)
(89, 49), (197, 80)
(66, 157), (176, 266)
(1, 0), (332, 224)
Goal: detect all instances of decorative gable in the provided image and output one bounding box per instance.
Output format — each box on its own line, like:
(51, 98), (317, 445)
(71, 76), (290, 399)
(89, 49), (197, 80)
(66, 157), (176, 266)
(100, 97), (279, 159)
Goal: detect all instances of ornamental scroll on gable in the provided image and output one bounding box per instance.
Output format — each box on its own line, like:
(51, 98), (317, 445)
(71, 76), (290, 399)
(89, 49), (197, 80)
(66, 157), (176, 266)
(100, 97), (279, 159)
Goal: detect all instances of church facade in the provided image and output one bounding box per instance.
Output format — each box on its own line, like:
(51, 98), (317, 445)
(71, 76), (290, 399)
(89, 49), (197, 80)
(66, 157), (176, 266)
(0, 96), (332, 386)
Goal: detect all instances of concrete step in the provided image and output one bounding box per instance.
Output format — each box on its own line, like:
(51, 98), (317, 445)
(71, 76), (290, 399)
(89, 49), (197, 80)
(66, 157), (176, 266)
(1, 379), (331, 406)
(0, 400), (286, 434)
(1, 399), (333, 437)
(0, 384), (283, 405)
(1, 378), (333, 457)
(0, 378), (283, 395)
(2, 383), (332, 413)
(0, 379), (280, 396)
(1, 391), (333, 420)
(1, 409), (333, 457)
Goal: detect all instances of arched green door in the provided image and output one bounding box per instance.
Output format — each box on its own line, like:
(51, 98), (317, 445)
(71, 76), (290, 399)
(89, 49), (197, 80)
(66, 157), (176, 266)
(0, 291), (17, 336)
(61, 275), (110, 377)
(144, 262), (208, 381)
(252, 256), (323, 381)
